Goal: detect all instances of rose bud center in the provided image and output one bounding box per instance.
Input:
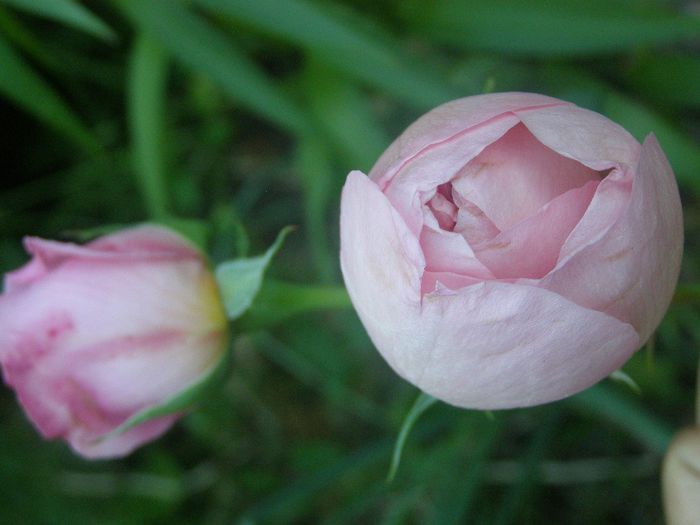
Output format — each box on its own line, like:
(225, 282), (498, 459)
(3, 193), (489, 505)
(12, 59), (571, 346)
(419, 123), (614, 293)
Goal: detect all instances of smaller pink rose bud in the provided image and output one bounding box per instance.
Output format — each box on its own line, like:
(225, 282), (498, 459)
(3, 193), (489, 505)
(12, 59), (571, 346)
(0, 225), (228, 459)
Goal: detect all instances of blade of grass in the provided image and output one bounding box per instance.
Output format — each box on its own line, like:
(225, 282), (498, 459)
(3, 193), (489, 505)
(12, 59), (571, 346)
(491, 409), (561, 525)
(379, 486), (428, 525)
(432, 416), (503, 525)
(115, 0), (309, 135)
(295, 131), (337, 283)
(0, 4), (64, 71)
(0, 33), (98, 151)
(321, 484), (389, 525)
(603, 92), (700, 194)
(238, 408), (454, 524)
(128, 33), (170, 220)
(569, 383), (673, 454)
(541, 65), (700, 194)
(237, 439), (390, 524)
(193, 0), (455, 109)
(1, 0), (115, 41)
(387, 392), (438, 483)
(251, 331), (386, 428)
(400, 0), (700, 57)
(242, 280), (351, 328)
(624, 53), (700, 110)
(304, 59), (388, 171)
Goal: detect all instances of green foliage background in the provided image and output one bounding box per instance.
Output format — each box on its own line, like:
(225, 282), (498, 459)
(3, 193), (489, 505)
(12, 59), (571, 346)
(1, 1), (699, 523)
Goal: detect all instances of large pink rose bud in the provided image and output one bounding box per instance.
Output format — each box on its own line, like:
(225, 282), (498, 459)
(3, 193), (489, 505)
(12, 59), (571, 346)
(340, 92), (683, 409)
(0, 225), (228, 458)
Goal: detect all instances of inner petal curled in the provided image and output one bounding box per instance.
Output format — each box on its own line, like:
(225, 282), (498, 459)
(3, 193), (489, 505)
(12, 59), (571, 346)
(451, 123), (602, 230)
(417, 121), (610, 292)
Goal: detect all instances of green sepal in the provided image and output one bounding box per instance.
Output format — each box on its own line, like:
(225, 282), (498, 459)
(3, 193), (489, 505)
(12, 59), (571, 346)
(609, 369), (642, 395)
(387, 391), (438, 483)
(92, 346), (232, 444)
(59, 218), (209, 251)
(215, 226), (294, 321)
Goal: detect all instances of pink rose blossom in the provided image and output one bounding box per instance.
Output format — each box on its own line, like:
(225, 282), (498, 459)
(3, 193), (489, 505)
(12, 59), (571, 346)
(0, 225), (228, 458)
(340, 92), (683, 409)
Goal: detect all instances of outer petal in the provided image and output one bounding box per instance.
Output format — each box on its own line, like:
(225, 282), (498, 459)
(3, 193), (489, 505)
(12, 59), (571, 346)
(369, 92), (569, 187)
(340, 171), (639, 409)
(4, 225), (200, 294)
(516, 104), (641, 170)
(420, 228), (494, 281)
(340, 171), (427, 378)
(384, 114), (520, 236)
(537, 135), (683, 343)
(88, 224), (202, 258)
(451, 123), (601, 230)
(556, 167), (633, 263)
(411, 282), (639, 408)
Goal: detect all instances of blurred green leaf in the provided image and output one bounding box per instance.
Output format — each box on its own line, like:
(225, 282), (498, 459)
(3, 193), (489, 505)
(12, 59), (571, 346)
(603, 92), (700, 194)
(238, 438), (391, 524)
(541, 65), (700, 194)
(158, 217), (210, 250)
(492, 409), (561, 525)
(304, 59), (388, 170)
(215, 226), (294, 320)
(625, 53), (700, 109)
(115, 0), (309, 134)
(1, 0), (116, 41)
(128, 33), (170, 220)
(295, 131), (337, 283)
(431, 417), (503, 525)
(400, 0), (700, 57)
(0, 4), (64, 72)
(0, 33), (98, 151)
(193, 0), (455, 108)
(569, 384), (673, 454)
(251, 331), (386, 427)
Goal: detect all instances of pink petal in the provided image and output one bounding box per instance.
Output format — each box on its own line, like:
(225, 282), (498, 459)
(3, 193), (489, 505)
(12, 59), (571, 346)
(516, 104), (641, 170)
(537, 135), (683, 342)
(340, 171), (426, 378)
(474, 180), (599, 279)
(415, 282), (639, 408)
(370, 92), (569, 188)
(427, 191), (457, 230)
(88, 224), (201, 257)
(451, 123), (601, 230)
(422, 271), (482, 294)
(420, 227), (494, 281)
(16, 225), (200, 276)
(453, 198), (501, 246)
(383, 114), (520, 236)
(557, 167), (632, 263)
